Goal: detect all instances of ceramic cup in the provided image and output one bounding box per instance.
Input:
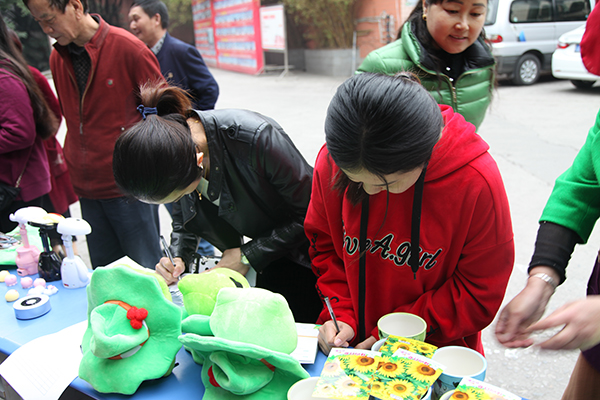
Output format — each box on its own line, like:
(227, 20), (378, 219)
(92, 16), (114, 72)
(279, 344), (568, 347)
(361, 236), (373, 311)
(371, 338), (386, 351)
(287, 377), (330, 400)
(431, 346), (487, 400)
(377, 312), (427, 341)
(420, 386), (433, 400)
(439, 390), (455, 400)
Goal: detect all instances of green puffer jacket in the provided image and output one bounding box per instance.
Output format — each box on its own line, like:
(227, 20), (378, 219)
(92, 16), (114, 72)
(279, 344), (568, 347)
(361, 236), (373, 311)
(357, 22), (496, 130)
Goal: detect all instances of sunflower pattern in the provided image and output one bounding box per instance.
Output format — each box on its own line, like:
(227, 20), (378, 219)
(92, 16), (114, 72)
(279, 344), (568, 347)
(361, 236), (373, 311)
(313, 348), (379, 399)
(379, 335), (438, 358)
(313, 348), (444, 400)
(449, 377), (522, 400)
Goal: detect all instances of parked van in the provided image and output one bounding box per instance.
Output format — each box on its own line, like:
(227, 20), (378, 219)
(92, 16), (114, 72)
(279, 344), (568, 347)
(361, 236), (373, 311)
(485, 0), (594, 85)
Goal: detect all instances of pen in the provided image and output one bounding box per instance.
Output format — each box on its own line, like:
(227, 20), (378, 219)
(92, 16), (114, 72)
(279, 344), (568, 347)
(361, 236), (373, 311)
(160, 235), (178, 279)
(324, 297), (341, 334)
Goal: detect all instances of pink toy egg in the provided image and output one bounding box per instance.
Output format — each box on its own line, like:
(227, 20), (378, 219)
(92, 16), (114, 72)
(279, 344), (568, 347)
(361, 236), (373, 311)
(21, 277), (33, 289)
(5, 274), (17, 287)
(34, 278), (46, 288)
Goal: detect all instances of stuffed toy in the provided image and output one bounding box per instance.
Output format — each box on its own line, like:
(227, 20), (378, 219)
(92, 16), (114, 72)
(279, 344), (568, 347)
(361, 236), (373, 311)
(78, 258), (183, 394)
(179, 287), (309, 399)
(178, 268), (249, 316)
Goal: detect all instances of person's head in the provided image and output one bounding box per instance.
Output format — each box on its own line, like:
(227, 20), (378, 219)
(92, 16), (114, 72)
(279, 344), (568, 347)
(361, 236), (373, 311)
(22, 0), (90, 46)
(404, 0), (488, 55)
(128, 0), (168, 48)
(0, 11), (58, 140)
(113, 81), (202, 204)
(325, 73), (443, 203)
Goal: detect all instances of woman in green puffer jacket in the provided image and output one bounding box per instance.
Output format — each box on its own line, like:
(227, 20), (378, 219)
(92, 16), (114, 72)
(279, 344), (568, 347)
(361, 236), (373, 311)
(357, 0), (495, 130)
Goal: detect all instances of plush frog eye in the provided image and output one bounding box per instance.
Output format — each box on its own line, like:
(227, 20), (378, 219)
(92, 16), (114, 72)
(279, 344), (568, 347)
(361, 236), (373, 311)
(230, 277), (245, 288)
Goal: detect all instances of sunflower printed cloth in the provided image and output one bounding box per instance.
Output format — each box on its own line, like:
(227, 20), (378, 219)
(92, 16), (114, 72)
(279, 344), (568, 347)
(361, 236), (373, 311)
(379, 336), (438, 359)
(314, 348), (444, 400)
(450, 377), (523, 400)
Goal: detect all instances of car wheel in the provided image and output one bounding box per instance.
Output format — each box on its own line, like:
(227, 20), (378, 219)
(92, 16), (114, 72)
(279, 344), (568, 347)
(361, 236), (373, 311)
(570, 80), (596, 89)
(513, 54), (541, 85)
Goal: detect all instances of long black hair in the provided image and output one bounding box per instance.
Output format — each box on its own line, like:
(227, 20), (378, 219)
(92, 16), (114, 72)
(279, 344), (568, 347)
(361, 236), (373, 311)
(325, 72), (443, 204)
(0, 12), (58, 140)
(113, 81), (201, 202)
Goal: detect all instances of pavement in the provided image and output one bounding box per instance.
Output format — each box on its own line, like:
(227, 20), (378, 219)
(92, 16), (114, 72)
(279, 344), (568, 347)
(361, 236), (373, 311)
(57, 68), (600, 400)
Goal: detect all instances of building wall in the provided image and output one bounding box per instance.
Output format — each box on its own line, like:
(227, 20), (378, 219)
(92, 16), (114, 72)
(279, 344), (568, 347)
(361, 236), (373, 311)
(354, 0), (419, 59)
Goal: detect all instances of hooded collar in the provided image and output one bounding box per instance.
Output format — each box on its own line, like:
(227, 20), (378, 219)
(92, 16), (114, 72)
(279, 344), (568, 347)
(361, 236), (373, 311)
(425, 105), (489, 182)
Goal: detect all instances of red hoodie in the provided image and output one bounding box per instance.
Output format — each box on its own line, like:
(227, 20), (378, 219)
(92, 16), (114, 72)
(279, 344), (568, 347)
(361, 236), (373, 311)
(305, 105), (514, 354)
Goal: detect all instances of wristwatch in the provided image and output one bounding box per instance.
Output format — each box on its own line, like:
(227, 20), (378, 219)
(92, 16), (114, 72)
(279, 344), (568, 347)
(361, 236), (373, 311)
(240, 251), (252, 267)
(529, 272), (558, 291)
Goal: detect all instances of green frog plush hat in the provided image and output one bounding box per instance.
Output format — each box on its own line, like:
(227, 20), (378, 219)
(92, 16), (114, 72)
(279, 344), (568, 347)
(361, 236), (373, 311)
(78, 259), (182, 394)
(179, 287), (310, 399)
(178, 268), (250, 316)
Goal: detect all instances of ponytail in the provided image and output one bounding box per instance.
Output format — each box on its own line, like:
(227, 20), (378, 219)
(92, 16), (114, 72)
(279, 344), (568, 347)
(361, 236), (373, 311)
(113, 81), (200, 201)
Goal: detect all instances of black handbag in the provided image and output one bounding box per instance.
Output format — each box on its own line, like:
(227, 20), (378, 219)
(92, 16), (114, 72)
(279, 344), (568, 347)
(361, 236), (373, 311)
(0, 150), (30, 212)
(0, 184), (21, 212)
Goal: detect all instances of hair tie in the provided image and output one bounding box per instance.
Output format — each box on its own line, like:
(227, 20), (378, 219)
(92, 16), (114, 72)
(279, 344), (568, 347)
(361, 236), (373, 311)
(137, 104), (158, 120)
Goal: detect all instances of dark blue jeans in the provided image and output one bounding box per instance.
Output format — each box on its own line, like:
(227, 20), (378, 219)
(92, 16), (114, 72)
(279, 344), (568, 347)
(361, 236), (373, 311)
(79, 197), (162, 269)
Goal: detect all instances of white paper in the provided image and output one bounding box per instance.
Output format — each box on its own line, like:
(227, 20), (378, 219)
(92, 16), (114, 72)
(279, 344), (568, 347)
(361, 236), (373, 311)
(290, 322), (319, 364)
(0, 321), (87, 400)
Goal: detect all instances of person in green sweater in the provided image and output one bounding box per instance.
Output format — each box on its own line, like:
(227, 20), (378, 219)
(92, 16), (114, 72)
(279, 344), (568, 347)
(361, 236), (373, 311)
(495, 8), (600, 398)
(357, 0), (495, 130)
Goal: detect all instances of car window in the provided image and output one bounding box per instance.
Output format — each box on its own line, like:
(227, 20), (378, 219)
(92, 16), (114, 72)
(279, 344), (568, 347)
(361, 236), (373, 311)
(510, 0), (553, 23)
(554, 0), (590, 21)
(485, 0), (499, 25)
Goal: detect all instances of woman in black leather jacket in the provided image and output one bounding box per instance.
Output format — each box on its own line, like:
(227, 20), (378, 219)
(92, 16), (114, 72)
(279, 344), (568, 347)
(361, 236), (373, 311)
(112, 81), (322, 322)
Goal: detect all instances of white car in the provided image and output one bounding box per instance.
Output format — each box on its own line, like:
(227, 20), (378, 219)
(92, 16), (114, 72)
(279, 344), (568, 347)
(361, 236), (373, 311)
(552, 24), (600, 88)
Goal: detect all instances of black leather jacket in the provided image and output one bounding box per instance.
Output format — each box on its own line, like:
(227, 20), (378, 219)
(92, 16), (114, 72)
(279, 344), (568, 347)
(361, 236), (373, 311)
(169, 109), (313, 272)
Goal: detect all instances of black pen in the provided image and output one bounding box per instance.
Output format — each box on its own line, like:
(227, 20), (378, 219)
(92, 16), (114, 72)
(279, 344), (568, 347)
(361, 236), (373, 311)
(160, 235), (178, 279)
(324, 297), (340, 334)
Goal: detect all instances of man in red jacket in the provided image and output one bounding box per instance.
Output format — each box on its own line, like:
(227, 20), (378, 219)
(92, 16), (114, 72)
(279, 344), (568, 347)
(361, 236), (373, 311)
(23, 0), (164, 269)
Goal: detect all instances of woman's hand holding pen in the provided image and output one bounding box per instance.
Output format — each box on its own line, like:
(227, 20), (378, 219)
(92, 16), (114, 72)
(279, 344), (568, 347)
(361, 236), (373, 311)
(156, 256), (185, 285)
(318, 320), (355, 355)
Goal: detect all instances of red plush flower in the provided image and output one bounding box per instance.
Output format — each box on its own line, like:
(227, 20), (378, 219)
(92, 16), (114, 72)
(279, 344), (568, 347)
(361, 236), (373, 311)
(126, 306), (148, 329)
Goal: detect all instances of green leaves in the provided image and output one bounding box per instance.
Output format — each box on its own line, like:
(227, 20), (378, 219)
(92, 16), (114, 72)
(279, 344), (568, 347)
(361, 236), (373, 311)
(283, 0), (356, 49)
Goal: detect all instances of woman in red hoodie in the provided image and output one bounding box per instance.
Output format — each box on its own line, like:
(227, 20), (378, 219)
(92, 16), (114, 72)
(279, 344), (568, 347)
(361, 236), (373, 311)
(305, 72), (514, 355)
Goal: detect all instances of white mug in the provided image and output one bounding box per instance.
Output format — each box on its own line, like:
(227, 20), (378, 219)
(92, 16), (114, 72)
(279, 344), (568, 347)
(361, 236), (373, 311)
(377, 312), (427, 341)
(288, 377), (330, 400)
(431, 346), (487, 400)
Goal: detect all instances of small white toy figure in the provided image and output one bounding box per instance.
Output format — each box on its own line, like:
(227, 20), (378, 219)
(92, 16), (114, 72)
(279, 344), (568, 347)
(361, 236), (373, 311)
(57, 218), (92, 289)
(9, 207), (47, 276)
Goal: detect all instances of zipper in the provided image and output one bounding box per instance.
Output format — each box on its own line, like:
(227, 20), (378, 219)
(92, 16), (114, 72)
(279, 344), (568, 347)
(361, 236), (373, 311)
(79, 60), (95, 134)
(451, 67), (492, 109)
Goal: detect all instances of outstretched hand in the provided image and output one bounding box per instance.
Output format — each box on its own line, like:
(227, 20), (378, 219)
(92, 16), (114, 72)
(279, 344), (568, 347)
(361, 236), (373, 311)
(527, 295), (600, 351)
(495, 274), (555, 348)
